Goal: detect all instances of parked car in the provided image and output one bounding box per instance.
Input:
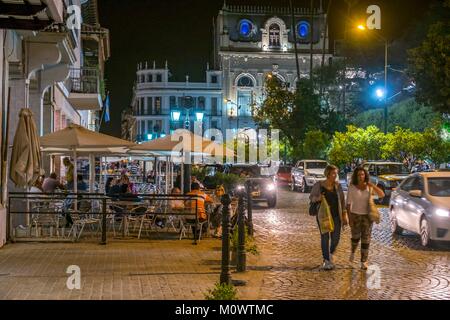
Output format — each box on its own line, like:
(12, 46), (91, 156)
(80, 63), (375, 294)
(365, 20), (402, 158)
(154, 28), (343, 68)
(291, 160), (330, 193)
(276, 165), (292, 187)
(226, 164), (278, 208)
(347, 161), (410, 204)
(389, 171), (450, 247)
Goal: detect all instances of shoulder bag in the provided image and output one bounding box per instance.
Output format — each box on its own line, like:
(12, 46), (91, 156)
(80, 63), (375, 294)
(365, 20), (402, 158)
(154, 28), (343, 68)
(368, 187), (381, 224)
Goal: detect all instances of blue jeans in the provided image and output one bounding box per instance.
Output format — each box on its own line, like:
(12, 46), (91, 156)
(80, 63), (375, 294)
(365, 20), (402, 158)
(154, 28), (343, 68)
(317, 214), (341, 262)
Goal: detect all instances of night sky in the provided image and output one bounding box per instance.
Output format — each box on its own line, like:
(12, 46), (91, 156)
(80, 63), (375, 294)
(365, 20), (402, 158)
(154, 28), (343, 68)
(98, 0), (434, 137)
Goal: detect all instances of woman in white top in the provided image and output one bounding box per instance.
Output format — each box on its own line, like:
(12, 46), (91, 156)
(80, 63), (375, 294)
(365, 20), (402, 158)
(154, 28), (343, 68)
(346, 167), (385, 270)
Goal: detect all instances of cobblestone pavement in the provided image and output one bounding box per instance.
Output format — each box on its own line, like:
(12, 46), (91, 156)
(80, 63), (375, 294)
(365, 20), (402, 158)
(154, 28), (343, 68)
(244, 188), (450, 300)
(0, 189), (449, 300)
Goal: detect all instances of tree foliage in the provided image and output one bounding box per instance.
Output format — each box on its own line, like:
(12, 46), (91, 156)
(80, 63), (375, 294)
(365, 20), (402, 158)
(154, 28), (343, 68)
(328, 123), (450, 167)
(328, 125), (387, 167)
(253, 78), (322, 156)
(353, 98), (440, 132)
(381, 127), (426, 167)
(302, 130), (330, 160)
(408, 0), (450, 114)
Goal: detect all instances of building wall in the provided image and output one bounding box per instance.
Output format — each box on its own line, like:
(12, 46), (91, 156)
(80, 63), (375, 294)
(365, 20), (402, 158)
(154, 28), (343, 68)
(131, 5), (333, 139)
(132, 66), (223, 142)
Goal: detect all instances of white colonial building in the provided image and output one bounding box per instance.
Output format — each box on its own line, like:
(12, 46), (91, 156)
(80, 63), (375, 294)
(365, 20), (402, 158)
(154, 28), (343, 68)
(131, 3), (333, 142)
(133, 62), (223, 142)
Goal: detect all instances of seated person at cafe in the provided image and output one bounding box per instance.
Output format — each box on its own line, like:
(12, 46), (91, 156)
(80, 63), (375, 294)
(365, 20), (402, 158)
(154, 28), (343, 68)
(77, 174), (88, 192)
(191, 176), (205, 189)
(105, 177), (114, 194)
(186, 182), (213, 222)
(170, 187), (184, 210)
(30, 179), (43, 193)
(42, 173), (64, 193)
(120, 174), (132, 194)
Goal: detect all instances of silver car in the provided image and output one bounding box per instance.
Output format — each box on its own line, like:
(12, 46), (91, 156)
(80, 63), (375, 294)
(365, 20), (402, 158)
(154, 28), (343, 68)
(389, 172), (450, 247)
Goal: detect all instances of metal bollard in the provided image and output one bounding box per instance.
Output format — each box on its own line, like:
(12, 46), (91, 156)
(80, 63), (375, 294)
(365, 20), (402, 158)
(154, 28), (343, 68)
(245, 180), (254, 236)
(220, 194), (232, 285)
(236, 191), (246, 272)
(100, 198), (107, 245)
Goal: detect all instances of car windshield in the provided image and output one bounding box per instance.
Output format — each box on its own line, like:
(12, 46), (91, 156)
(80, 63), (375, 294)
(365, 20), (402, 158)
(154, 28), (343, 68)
(305, 162), (327, 169)
(229, 166), (262, 177)
(376, 164), (410, 175)
(428, 178), (450, 197)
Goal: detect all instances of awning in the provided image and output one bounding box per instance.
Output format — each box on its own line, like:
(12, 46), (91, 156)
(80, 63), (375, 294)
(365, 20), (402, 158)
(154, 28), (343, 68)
(0, 0), (62, 30)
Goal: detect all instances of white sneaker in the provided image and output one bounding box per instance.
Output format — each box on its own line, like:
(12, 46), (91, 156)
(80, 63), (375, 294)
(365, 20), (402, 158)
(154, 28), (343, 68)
(361, 261), (369, 270)
(322, 260), (334, 270)
(349, 252), (355, 263)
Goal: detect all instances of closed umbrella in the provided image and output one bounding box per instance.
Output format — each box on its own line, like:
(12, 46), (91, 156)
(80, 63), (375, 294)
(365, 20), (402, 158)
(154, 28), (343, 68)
(10, 108), (42, 187)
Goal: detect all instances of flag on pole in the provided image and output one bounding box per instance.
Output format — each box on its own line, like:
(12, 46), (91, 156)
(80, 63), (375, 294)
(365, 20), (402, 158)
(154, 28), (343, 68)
(104, 94), (110, 123)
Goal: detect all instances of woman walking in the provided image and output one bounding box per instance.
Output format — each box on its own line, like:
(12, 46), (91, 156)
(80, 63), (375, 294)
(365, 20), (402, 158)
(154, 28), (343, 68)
(347, 167), (385, 270)
(310, 165), (348, 270)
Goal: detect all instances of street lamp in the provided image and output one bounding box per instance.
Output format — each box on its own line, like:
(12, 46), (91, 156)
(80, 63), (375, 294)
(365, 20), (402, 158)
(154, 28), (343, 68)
(357, 24), (389, 134)
(195, 112), (204, 122)
(375, 88), (385, 99)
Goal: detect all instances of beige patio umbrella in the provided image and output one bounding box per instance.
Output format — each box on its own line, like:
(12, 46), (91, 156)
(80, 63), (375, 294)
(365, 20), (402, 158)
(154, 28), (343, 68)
(129, 130), (234, 193)
(40, 124), (137, 193)
(10, 108), (42, 188)
(130, 129), (234, 157)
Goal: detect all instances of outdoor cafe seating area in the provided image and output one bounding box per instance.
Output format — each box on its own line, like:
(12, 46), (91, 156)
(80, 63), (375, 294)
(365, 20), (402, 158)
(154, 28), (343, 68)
(9, 190), (239, 243)
(7, 122), (237, 244)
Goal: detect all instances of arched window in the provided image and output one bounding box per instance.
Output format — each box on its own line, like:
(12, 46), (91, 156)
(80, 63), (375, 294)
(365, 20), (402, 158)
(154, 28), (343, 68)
(237, 76), (254, 87)
(269, 24), (281, 48)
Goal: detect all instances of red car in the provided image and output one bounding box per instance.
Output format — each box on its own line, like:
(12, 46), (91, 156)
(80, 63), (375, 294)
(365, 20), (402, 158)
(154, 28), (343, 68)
(276, 165), (292, 187)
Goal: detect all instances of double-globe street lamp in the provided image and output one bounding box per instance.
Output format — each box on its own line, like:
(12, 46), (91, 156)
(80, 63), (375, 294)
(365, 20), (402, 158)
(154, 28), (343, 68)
(170, 109), (205, 132)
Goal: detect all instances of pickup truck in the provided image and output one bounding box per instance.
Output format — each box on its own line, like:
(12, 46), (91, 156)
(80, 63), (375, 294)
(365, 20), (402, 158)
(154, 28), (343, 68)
(291, 160), (330, 193)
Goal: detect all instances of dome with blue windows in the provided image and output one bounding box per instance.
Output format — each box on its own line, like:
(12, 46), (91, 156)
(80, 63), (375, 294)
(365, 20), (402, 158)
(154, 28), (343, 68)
(297, 21), (310, 38)
(238, 19), (254, 37)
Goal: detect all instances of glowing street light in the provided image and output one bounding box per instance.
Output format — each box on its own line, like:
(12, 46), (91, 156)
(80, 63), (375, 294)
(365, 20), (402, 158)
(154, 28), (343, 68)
(376, 88), (385, 99)
(357, 24), (366, 31)
(195, 112), (204, 122)
(171, 111), (181, 122)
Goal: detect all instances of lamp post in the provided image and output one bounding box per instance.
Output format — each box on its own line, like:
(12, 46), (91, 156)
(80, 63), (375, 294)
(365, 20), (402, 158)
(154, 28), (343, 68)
(357, 24), (389, 134)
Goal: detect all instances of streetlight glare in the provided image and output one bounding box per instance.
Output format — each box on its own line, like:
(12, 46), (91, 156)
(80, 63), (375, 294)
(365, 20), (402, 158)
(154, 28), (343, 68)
(357, 24), (366, 31)
(376, 88), (385, 98)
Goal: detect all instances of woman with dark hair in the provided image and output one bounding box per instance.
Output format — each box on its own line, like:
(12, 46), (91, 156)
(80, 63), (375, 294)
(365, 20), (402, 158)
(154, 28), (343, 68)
(347, 167), (385, 270)
(310, 165), (348, 270)
(105, 177), (114, 194)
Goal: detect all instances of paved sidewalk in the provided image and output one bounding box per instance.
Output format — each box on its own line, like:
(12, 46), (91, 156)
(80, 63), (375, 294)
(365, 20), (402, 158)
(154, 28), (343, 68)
(0, 190), (449, 300)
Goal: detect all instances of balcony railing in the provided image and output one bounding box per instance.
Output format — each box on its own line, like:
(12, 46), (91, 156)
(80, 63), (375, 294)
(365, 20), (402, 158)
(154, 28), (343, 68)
(69, 68), (99, 94)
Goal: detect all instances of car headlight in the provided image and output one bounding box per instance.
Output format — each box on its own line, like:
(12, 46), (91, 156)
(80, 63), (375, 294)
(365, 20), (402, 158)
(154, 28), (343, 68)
(236, 185), (245, 191)
(266, 183), (276, 191)
(435, 208), (450, 217)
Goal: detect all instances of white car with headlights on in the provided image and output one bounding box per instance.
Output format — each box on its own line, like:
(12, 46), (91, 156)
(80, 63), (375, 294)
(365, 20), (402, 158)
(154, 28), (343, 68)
(389, 171), (450, 247)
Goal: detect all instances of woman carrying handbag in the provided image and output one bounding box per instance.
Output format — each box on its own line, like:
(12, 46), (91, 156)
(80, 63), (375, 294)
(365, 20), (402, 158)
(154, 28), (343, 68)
(310, 165), (348, 270)
(346, 167), (385, 270)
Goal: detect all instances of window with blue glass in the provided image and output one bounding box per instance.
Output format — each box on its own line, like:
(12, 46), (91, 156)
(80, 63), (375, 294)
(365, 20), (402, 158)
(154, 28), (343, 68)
(238, 19), (253, 37)
(297, 21), (310, 39)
